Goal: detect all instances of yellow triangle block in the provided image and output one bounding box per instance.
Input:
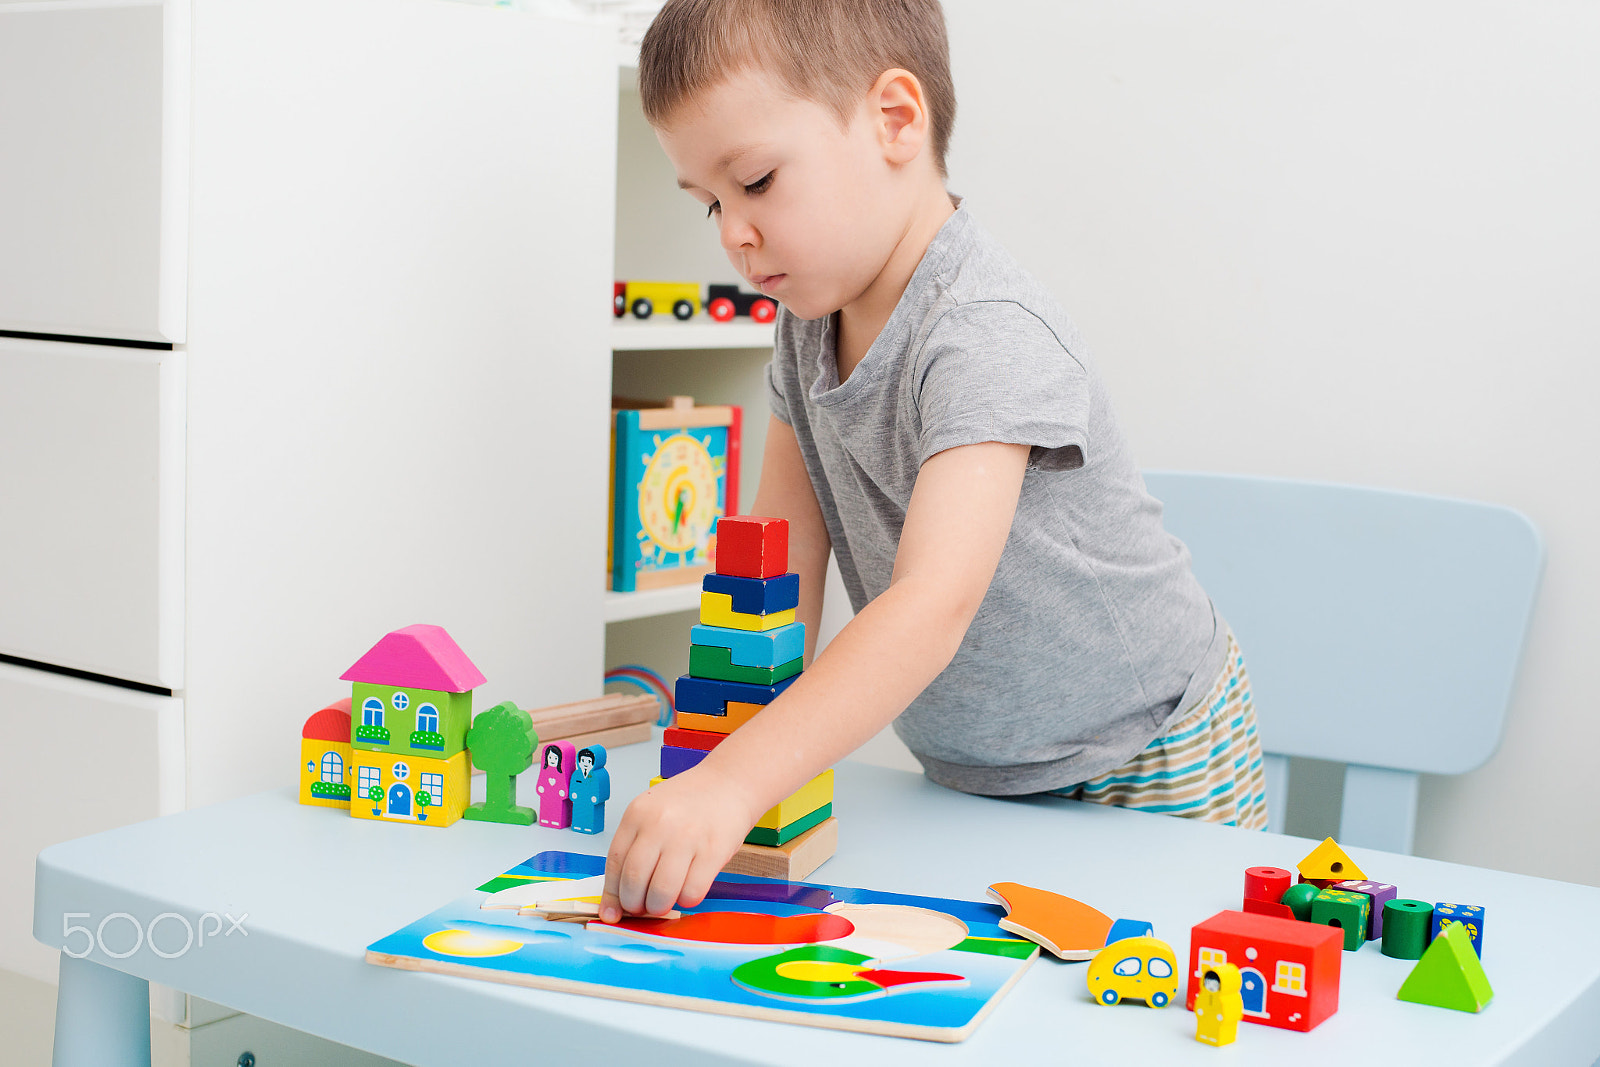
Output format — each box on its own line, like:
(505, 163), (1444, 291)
(1297, 837), (1366, 881)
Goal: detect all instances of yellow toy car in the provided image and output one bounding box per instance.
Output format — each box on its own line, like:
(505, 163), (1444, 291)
(616, 280), (701, 321)
(1087, 936), (1180, 1008)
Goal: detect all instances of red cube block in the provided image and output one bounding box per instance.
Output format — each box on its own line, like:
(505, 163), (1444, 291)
(1188, 910), (1342, 1032)
(715, 516), (788, 579)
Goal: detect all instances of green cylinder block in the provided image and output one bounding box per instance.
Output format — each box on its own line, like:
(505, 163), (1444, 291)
(1382, 899), (1434, 959)
(1280, 882), (1319, 921)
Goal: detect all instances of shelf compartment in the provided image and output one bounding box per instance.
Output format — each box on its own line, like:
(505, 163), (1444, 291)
(604, 583), (702, 623)
(611, 319), (775, 351)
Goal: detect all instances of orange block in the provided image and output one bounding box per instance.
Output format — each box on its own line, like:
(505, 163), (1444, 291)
(986, 882), (1114, 961)
(673, 700), (764, 735)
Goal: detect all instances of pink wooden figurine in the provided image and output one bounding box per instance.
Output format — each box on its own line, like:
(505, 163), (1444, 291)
(536, 740), (577, 828)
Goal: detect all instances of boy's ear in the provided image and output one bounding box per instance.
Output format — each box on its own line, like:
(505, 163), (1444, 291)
(869, 68), (930, 166)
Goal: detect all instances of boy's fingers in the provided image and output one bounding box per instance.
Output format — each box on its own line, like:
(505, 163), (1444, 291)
(600, 819), (640, 924)
(679, 854), (723, 910)
(617, 837), (663, 918)
(646, 848), (692, 917)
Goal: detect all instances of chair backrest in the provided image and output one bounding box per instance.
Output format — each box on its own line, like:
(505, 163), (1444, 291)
(1143, 471), (1542, 850)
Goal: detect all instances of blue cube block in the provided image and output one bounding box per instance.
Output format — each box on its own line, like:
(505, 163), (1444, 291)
(1431, 902), (1485, 957)
(702, 572), (800, 616)
(1105, 918), (1155, 946)
(674, 674), (797, 716)
(689, 622), (805, 669)
(660, 744), (710, 779)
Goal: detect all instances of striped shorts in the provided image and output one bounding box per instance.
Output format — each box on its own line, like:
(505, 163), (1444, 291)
(1051, 631), (1269, 829)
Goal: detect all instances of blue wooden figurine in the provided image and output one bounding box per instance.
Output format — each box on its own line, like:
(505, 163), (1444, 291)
(570, 745), (610, 835)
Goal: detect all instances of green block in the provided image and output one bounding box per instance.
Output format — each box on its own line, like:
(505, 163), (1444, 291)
(1397, 921), (1494, 1012)
(1281, 882), (1319, 920)
(1311, 888), (1370, 951)
(953, 937), (1039, 960)
(743, 803), (831, 846)
(689, 644), (803, 685)
(1383, 899), (1434, 960)
(351, 683), (471, 758)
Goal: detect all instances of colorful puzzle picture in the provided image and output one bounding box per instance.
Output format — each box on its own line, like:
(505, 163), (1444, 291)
(366, 851), (1038, 1042)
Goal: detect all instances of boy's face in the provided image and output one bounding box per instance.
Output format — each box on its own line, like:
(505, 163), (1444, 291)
(657, 68), (914, 322)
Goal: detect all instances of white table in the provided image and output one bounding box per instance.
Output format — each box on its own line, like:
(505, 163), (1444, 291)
(34, 739), (1600, 1065)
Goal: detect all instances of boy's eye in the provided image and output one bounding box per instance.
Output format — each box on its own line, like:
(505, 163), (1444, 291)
(706, 200), (720, 218)
(744, 172), (773, 194)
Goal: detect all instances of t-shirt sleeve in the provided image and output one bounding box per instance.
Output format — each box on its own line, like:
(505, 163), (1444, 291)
(765, 357), (792, 426)
(915, 300), (1090, 471)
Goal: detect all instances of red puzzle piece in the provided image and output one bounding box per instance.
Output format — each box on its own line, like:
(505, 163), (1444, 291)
(715, 516), (789, 579)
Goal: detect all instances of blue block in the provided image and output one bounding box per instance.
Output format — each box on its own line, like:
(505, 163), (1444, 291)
(674, 674), (797, 716)
(660, 744), (710, 779)
(1105, 918), (1155, 946)
(702, 572), (800, 616)
(689, 622), (805, 669)
(1431, 903), (1485, 957)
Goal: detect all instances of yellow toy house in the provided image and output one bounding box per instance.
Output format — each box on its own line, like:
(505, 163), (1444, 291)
(299, 624), (483, 827)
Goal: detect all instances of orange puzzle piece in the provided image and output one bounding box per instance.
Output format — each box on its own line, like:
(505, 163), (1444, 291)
(986, 882), (1114, 961)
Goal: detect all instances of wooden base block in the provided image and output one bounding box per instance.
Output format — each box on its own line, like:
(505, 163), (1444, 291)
(722, 817), (837, 881)
(563, 721), (652, 751)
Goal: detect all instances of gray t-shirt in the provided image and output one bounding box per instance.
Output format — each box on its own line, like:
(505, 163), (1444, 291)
(766, 204), (1227, 795)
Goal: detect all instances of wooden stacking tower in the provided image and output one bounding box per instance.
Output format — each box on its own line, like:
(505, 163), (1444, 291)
(658, 516), (837, 880)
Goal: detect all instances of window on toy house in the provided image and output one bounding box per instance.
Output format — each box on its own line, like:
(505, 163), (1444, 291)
(362, 697), (384, 728)
(358, 766), (381, 797)
(416, 703), (439, 733)
(319, 751), (344, 784)
(1197, 946), (1227, 976)
(1273, 961), (1307, 996)
(420, 772), (444, 806)
(391, 691), (410, 711)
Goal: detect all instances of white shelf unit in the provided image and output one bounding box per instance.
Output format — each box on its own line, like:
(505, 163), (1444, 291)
(603, 584), (701, 623)
(610, 317), (775, 351)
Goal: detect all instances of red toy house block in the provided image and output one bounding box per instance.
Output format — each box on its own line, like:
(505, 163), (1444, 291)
(1188, 910), (1343, 1032)
(715, 516), (789, 578)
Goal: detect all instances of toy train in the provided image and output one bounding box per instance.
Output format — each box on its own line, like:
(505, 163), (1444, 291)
(613, 281), (778, 324)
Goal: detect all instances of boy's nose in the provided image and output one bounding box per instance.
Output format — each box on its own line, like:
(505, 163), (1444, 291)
(719, 211), (759, 255)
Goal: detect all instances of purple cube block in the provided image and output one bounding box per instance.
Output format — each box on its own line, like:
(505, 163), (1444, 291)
(660, 744), (710, 779)
(1334, 879), (1399, 939)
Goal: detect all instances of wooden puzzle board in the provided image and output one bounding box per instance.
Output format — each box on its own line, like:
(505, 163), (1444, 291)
(366, 851), (1038, 1042)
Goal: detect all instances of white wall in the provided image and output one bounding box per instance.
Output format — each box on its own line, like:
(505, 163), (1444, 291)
(937, 0), (1600, 885)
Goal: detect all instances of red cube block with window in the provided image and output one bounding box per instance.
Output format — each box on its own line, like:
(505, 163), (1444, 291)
(1187, 910), (1342, 1032)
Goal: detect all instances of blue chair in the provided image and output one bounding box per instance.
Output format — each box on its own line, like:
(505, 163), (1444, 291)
(1143, 471), (1543, 854)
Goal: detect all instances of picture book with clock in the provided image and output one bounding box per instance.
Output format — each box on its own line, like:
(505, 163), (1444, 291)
(608, 396), (741, 592)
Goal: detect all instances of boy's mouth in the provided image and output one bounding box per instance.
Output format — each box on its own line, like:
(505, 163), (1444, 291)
(750, 274), (785, 293)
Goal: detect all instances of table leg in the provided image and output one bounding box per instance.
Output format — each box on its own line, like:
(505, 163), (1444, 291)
(53, 953), (151, 1067)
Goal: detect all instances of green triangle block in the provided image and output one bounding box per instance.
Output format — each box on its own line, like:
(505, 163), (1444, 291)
(1397, 921), (1494, 1012)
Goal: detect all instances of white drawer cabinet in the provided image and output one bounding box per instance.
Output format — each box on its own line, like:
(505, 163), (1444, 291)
(0, 0), (619, 1015)
(0, 0), (188, 344)
(0, 661), (182, 983)
(0, 337), (184, 688)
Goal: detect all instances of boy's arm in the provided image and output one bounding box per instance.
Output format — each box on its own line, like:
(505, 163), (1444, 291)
(746, 416), (831, 666)
(601, 438), (1031, 921)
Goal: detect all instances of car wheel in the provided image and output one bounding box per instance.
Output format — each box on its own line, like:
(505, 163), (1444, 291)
(1151, 991), (1169, 1008)
(708, 297), (735, 322)
(751, 298), (777, 323)
(631, 297), (653, 319)
(1100, 989), (1119, 1006)
(673, 299), (695, 320)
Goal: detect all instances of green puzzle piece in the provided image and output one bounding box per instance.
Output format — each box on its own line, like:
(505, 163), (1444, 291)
(1397, 920), (1494, 1012)
(689, 644), (804, 686)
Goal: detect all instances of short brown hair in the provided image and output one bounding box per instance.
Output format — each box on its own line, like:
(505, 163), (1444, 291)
(638, 0), (956, 177)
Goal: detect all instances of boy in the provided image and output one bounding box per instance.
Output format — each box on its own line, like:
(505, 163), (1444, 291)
(600, 0), (1266, 924)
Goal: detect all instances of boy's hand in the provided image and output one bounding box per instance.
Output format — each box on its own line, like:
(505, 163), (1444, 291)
(599, 766), (761, 922)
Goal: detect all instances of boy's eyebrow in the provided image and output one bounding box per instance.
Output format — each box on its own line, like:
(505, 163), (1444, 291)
(676, 142), (766, 189)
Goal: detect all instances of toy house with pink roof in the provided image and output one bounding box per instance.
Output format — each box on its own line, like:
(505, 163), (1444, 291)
(301, 624), (485, 827)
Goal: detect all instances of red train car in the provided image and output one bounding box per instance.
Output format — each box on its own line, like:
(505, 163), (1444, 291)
(1187, 910), (1343, 1032)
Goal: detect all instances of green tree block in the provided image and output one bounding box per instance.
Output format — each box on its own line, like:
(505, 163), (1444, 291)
(1397, 921), (1494, 1012)
(689, 644), (804, 685)
(1311, 889), (1370, 951)
(465, 701), (537, 825)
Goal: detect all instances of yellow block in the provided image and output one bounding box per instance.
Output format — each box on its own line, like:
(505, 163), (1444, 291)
(674, 700), (764, 735)
(350, 750), (469, 828)
(699, 591), (796, 631)
(649, 768), (833, 830)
